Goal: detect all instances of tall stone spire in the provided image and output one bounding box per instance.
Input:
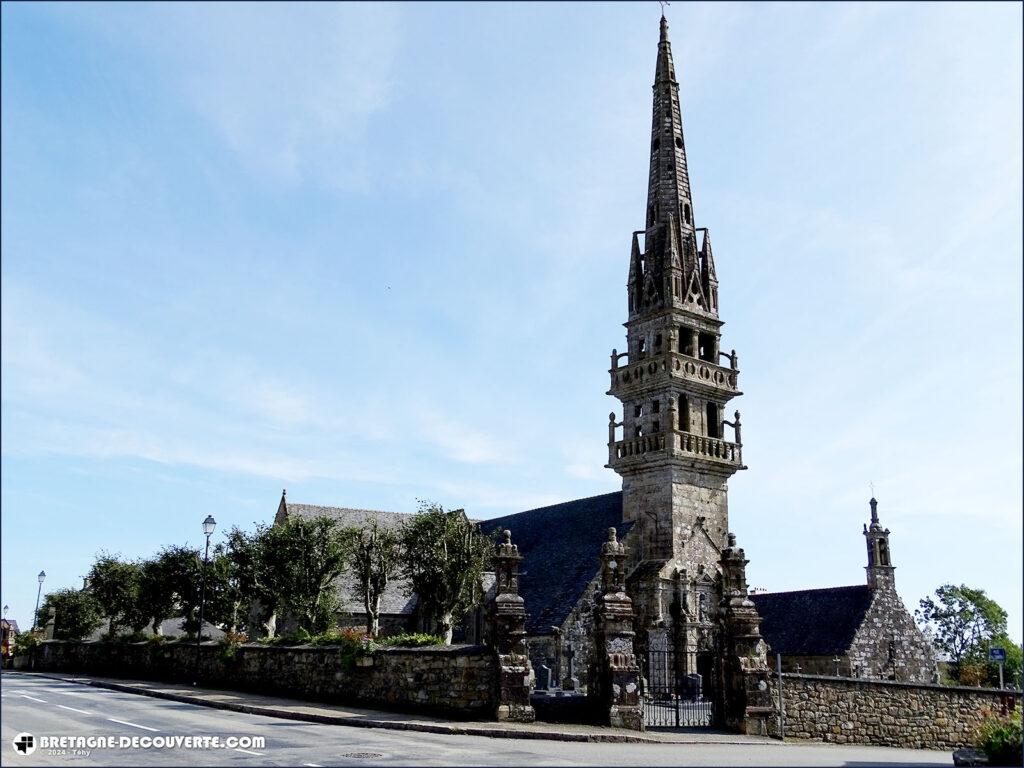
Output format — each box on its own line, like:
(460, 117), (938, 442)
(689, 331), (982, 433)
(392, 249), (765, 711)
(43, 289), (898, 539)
(630, 14), (716, 320)
(648, 14), (694, 237)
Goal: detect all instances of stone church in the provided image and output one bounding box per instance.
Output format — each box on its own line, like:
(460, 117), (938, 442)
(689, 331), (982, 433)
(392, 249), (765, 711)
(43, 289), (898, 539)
(751, 498), (937, 683)
(270, 15), (935, 708)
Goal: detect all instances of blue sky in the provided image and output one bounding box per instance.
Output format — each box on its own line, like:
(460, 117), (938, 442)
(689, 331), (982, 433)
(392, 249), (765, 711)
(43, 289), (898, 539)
(2, 2), (1021, 643)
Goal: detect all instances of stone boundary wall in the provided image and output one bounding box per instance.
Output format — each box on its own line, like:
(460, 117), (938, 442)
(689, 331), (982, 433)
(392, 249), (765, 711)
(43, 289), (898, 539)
(34, 641), (497, 719)
(779, 673), (1021, 749)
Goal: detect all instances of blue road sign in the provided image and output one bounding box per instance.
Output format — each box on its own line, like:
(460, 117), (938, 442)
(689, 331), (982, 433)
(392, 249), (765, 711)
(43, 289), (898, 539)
(989, 647), (1006, 663)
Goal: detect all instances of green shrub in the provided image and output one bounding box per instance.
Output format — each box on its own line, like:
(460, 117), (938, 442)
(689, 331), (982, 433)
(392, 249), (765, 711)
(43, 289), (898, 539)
(973, 708), (1023, 766)
(12, 633), (41, 657)
(378, 632), (444, 648)
(109, 630), (148, 644)
(256, 629), (312, 647)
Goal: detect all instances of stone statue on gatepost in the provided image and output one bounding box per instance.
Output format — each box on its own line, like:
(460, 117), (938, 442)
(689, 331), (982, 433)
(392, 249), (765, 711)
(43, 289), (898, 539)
(716, 533), (773, 735)
(588, 528), (644, 730)
(489, 530), (535, 722)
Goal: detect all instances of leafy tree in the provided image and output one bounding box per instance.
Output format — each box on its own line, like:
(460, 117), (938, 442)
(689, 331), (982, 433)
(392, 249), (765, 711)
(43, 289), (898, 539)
(87, 553), (147, 635)
(916, 584), (1016, 684)
(225, 525), (278, 636)
(205, 543), (248, 634)
(226, 518), (351, 635)
(345, 519), (402, 636)
(38, 588), (103, 641)
(263, 517), (351, 634)
(400, 501), (491, 644)
(138, 545), (203, 634)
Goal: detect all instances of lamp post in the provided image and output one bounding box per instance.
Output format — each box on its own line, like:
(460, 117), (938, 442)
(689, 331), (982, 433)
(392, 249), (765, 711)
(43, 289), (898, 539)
(193, 515), (216, 686)
(33, 571), (46, 631)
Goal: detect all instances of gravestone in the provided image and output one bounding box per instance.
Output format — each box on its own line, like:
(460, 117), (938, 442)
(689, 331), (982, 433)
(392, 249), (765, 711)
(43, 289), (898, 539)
(536, 665), (552, 691)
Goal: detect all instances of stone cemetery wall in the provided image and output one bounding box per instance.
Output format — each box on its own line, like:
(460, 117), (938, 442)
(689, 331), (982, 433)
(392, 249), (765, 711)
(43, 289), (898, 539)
(35, 640), (497, 719)
(779, 673), (1021, 749)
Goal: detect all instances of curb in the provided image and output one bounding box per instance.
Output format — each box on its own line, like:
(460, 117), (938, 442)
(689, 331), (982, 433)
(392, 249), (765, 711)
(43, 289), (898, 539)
(35, 673), (667, 744)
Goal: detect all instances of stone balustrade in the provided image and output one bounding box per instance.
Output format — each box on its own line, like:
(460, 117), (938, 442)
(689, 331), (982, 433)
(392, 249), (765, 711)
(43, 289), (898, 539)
(610, 431), (741, 465)
(608, 352), (739, 394)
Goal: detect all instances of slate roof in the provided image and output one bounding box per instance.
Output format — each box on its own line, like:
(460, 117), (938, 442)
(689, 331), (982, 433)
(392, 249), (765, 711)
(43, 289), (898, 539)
(483, 492), (632, 635)
(277, 502), (418, 615)
(750, 585), (874, 656)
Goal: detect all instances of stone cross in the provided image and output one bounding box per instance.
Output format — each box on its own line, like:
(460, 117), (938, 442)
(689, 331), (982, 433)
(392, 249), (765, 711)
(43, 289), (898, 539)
(833, 656), (842, 676)
(552, 626), (563, 687)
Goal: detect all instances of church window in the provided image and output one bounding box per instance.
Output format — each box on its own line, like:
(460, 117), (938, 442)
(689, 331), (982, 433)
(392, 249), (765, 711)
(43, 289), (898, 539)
(675, 136), (683, 150)
(638, 338), (647, 359)
(634, 404), (643, 419)
(652, 138), (660, 151)
(654, 333), (662, 349)
(706, 402), (721, 438)
(652, 419), (660, 432)
(679, 395), (689, 432)
(652, 399), (660, 414)
(683, 203), (691, 223)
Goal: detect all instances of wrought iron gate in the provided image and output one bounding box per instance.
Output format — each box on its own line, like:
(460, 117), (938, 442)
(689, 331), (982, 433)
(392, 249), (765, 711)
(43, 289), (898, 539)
(641, 649), (714, 728)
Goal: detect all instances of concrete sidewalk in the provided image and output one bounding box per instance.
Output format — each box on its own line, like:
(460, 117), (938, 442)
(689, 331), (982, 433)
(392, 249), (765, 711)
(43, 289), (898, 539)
(31, 672), (779, 746)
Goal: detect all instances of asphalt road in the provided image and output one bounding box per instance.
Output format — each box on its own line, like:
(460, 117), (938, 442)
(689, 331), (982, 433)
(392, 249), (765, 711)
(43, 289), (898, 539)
(2, 671), (953, 767)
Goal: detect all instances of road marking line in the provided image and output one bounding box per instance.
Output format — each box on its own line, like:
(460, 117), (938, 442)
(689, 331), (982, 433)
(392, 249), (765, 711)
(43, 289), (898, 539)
(57, 704), (93, 715)
(21, 695), (47, 703)
(234, 748), (265, 756)
(107, 718), (160, 732)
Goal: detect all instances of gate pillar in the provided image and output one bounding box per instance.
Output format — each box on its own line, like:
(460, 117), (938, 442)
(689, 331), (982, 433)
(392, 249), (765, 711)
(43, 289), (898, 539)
(490, 530), (535, 722)
(716, 533), (773, 735)
(589, 528), (644, 731)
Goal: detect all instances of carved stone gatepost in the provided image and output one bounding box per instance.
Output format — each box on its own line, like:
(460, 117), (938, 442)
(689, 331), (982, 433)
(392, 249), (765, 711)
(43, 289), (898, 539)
(589, 528), (644, 731)
(716, 533), (773, 735)
(490, 530), (535, 722)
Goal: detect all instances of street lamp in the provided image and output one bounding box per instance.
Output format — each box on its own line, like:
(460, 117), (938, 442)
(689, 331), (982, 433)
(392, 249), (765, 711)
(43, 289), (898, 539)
(194, 516), (216, 686)
(33, 571), (46, 631)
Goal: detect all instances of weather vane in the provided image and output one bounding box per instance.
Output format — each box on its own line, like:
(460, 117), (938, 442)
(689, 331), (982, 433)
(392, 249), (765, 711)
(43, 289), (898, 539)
(869, 481), (875, 497)
(659, 0), (670, 15)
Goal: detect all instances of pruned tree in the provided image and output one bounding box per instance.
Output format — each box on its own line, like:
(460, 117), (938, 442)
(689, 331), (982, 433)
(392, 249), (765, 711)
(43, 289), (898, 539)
(225, 524), (278, 637)
(87, 552), (146, 635)
(205, 542), (249, 634)
(138, 545), (203, 635)
(345, 519), (402, 637)
(38, 588), (103, 641)
(226, 518), (351, 636)
(400, 501), (491, 644)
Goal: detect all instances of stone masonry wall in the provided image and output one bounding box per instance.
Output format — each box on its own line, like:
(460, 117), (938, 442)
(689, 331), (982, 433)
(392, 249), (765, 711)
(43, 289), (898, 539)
(779, 673), (1021, 749)
(35, 641), (497, 719)
(847, 585), (937, 683)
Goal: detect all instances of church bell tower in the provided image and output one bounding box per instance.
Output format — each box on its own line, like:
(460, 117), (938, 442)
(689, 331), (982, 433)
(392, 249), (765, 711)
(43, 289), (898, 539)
(606, 15), (745, 659)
